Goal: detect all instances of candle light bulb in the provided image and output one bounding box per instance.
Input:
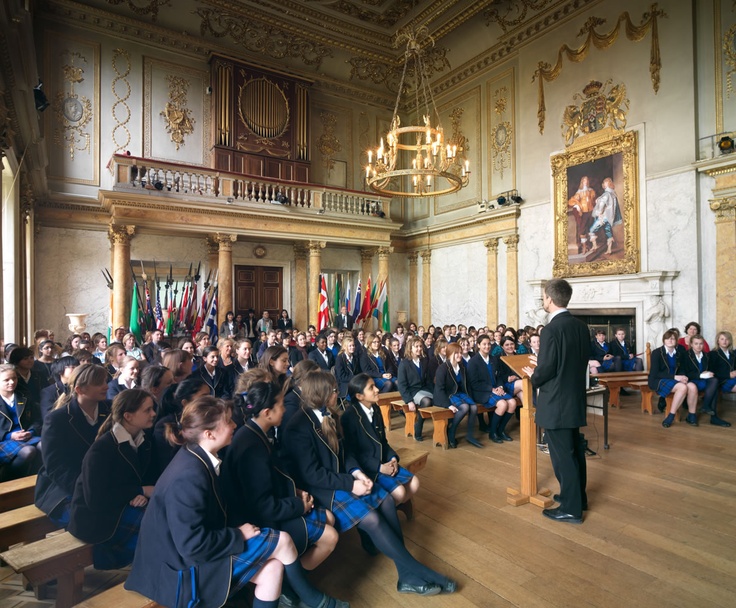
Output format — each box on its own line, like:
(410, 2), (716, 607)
(368, 150), (372, 163)
(465, 160), (469, 171)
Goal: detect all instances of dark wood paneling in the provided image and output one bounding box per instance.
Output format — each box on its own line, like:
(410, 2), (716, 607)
(235, 265), (282, 321)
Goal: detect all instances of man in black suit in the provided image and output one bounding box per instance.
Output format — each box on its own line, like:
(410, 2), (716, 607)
(523, 278), (590, 524)
(336, 305), (353, 331)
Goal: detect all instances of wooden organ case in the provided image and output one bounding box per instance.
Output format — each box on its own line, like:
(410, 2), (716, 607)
(210, 54), (311, 182)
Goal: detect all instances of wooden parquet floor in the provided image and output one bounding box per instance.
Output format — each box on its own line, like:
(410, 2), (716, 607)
(2, 392), (734, 607)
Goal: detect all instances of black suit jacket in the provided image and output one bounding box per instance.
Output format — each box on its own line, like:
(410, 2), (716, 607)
(466, 353), (502, 404)
(342, 402), (398, 481)
(308, 348), (335, 371)
(647, 346), (684, 390)
(334, 353), (360, 398)
(39, 380), (67, 423)
(531, 311), (590, 430)
(195, 365), (234, 399)
(711, 349), (735, 381)
(682, 350), (714, 381)
(610, 339), (635, 360)
(433, 361), (470, 408)
(590, 340), (614, 364)
(384, 351), (402, 379)
(336, 314), (353, 331)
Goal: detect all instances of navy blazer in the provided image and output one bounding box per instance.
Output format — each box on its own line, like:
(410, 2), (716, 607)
(466, 353), (502, 404)
(34, 397), (110, 517)
(610, 339), (635, 360)
(396, 358), (433, 404)
(334, 353), (360, 398)
(125, 444), (244, 608)
(682, 349), (714, 381)
(384, 351), (401, 379)
(647, 346), (684, 390)
(39, 380), (67, 423)
(69, 429), (156, 544)
(711, 348), (735, 381)
(222, 420), (311, 552)
(342, 402), (398, 481)
(590, 340), (614, 364)
(106, 377), (132, 400)
(433, 361), (470, 408)
(0, 393), (42, 440)
(282, 408), (359, 511)
(196, 365), (234, 399)
(289, 347), (309, 369)
(531, 311), (590, 430)
(359, 351), (390, 382)
(308, 348), (335, 371)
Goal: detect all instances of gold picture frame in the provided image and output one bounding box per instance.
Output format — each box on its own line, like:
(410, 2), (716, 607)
(552, 128), (640, 278)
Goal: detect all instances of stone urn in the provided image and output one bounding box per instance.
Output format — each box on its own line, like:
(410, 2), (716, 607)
(66, 313), (89, 334)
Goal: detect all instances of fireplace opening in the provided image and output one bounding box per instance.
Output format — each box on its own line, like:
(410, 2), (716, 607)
(570, 307), (638, 350)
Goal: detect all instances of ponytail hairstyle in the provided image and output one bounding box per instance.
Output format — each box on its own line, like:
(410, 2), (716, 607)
(347, 373), (372, 405)
(235, 381), (281, 422)
(55, 363), (109, 411)
(161, 348), (193, 382)
(234, 367), (273, 395)
(299, 370), (341, 454)
(282, 359), (319, 395)
(97, 388), (154, 439)
(157, 375), (209, 420)
(165, 396), (231, 447)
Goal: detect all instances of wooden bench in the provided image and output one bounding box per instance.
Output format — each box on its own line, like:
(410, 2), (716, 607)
(377, 391), (402, 432)
(393, 447), (429, 520)
(1, 531), (93, 608)
(595, 372), (649, 408)
(418, 406), (455, 449)
(0, 475), (37, 513)
(628, 380), (703, 421)
(0, 504), (60, 551)
(73, 582), (161, 608)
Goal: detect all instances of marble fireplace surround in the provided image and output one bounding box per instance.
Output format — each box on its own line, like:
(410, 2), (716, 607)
(528, 271), (679, 359)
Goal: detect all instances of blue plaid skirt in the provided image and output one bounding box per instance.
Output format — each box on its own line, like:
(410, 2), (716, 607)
(375, 466), (413, 494)
(503, 381), (517, 395)
(331, 486), (389, 533)
(93, 504), (145, 570)
(0, 436), (41, 464)
(485, 390), (514, 407)
(230, 528), (280, 596)
(621, 358), (640, 372)
(449, 392), (475, 407)
(281, 507), (328, 555)
(656, 379), (679, 398)
(600, 359), (616, 372)
(721, 378), (736, 393)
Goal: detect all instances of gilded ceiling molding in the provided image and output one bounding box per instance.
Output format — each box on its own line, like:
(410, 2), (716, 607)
(428, 0), (494, 40)
(348, 44), (450, 92)
(485, 0), (555, 33)
(532, 4), (666, 135)
(111, 48), (131, 155)
(196, 7), (333, 68)
(106, 0), (171, 22)
(724, 23), (736, 98)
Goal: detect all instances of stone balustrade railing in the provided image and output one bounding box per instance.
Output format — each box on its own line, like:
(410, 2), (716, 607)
(110, 154), (392, 219)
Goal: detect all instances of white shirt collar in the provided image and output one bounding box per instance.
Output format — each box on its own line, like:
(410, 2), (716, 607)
(1, 394), (15, 408)
(481, 353), (490, 363)
(694, 352), (703, 361)
(359, 402), (374, 422)
(112, 421), (145, 450)
(313, 408), (325, 423)
(548, 308), (567, 321)
(203, 447), (221, 475)
(82, 404), (99, 425)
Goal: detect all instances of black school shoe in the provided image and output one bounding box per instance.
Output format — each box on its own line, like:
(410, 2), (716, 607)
(397, 582), (442, 596)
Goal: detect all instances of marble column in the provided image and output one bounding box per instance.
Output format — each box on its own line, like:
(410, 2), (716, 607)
(420, 250), (432, 326)
(205, 236), (219, 276)
(484, 238), (500, 327)
(360, 248), (374, 286)
(377, 246), (393, 326)
(408, 252), (419, 325)
(216, 233), (237, 325)
(710, 198), (736, 332)
(307, 241), (325, 328)
(108, 224), (136, 331)
(293, 244), (308, 331)
(504, 234), (519, 328)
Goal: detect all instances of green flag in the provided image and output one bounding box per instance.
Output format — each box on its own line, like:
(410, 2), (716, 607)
(129, 282), (142, 341)
(333, 275), (341, 317)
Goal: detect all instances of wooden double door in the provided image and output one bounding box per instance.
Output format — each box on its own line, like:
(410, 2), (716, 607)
(235, 265), (283, 319)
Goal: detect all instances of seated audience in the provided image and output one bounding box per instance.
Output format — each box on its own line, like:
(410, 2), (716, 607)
(678, 321), (710, 352)
(589, 329), (622, 374)
(683, 335), (729, 427)
(359, 333), (395, 393)
(609, 327), (644, 371)
(0, 363), (42, 480)
(107, 355), (140, 399)
(712, 330), (736, 396)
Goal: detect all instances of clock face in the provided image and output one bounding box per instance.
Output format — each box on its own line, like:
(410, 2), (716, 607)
(63, 97), (83, 122)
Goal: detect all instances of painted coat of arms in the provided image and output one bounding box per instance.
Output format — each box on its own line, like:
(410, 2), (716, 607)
(562, 80), (629, 147)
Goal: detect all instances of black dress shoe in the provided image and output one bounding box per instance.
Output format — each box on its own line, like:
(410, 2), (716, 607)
(619, 388), (630, 396)
(657, 397), (666, 413)
(441, 579), (457, 594)
(701, 406), (716, 416)
(466, 436), (483, 448)
(710, 416), (732, 427)
(414, 435), (424, 442)
(489, 432), (504, 444)
(553, 494), (588, 510)
(686, 415), (699, 426)
(499, 432), (513, 442)
(397, 582), (442, 596)
(542, 507), (582, 524)
(448, 439), (458, 449)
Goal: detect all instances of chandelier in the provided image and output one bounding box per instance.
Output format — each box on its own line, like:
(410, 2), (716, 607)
(365, 28), (470, 198)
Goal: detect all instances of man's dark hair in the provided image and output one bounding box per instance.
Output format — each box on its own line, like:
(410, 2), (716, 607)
(544, 278), (573, 308)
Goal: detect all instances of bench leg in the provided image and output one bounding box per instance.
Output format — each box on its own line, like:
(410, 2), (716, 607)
(641, 389), (654, 414)
(55, 569), (85, 608)
(432, 418), (449, 449)
(379, 404), (391, 432)
(403, 411), (416, 437)
(609, 386), (621, 408)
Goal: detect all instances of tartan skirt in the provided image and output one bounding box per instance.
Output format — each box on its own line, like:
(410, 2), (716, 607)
(622, 358), (639, 372)
(503, 381), (517, 395)
(721, 377), (736, 393)
(600, 359), (616, 372)
(449, 392), (475, 407)
(331, 486), (389, 533)
(485, 390), (514, 407)
(375, 466), (413, 494)
(92, 504), (145, 570)
(656, 379), (679, 398)
(230, 528), (280, 595)
(281, 507), (328, 555)
(0, 435), (41, 464)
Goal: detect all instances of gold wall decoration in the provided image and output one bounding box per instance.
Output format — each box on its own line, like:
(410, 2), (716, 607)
(53, 50), (93, 160)
(724, 22), (736, 97)
(317, 111), (342, 174)
(562, 79), (629, 147)
(487, 69), (516, 195)
(196, 7), (333, 68)
(484, 0), (554, 33)
(160, 75), (195, 151)
(492, 86), (512, 179)
(551, 128), (640, 278)
(111, 48), (131, 155)
(0, 91), (15, 152)
(106, 0), (171, 22)
(532, 4), (666, 134)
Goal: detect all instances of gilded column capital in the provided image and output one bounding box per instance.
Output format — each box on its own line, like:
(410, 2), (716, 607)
(377, 246), (394, 259)
(503, 234), (520, 251)
(360, 248), (376, 261)
(293, 244), (308, 259)
(420, 249), (432, 262)
(710, 197), (736, 222)
(408, 251), (419, 265)
(215, 233), (238, 251)
(307, 241), (326, 254)
(108, 224), (136, 245)
(484, 238), (500, 253)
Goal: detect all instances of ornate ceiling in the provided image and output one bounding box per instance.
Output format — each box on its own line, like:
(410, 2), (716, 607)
(36, 0), (584, 106)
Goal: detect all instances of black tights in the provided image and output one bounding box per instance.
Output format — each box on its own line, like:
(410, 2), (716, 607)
(10, 445), (41, 479)
(702, 377), (720, 414)
(448, 402), (478, 440)
(379, 380), (396, 393)
(413, 397), (432, 438)
(357, 496), (448, 587)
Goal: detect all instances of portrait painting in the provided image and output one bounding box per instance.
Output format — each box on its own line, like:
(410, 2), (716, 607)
(551, 129), (640, 277)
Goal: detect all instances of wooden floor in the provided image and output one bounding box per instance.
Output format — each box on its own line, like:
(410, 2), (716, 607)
(2, 392), (735, 607)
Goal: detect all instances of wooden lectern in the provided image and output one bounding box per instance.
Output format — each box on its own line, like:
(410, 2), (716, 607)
(502, 354), (554, 509)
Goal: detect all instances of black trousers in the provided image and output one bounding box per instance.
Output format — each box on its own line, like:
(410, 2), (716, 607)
(545, 427), (587, 517)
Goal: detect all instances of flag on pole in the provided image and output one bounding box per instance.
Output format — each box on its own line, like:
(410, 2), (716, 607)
(165, 283), (175, 336)
(129, 282), (142, 342)
(372, 279), (383, 322)
(344, 278), (351, 313)
(144, 283), (155, 330)
(378, 281), (390, 331)
(351, 278), (362, 322)
(333, 275), (341, 318)
(358, 276), (372, 322)
(369, 278), (379, 320)
(206, 285), (219, 344)
(154, 286), (165, 331)
(318, 275), (330, 331)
